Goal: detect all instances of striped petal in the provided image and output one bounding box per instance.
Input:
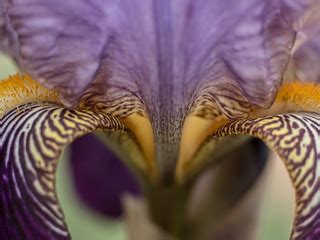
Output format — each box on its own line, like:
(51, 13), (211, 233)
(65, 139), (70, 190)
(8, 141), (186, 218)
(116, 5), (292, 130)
(0, 102), (125, 239)
(212, 112), (320, 239)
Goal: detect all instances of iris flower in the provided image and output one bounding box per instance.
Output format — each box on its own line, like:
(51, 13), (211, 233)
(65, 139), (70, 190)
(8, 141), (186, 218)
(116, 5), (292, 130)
(0, 0), (319, 239)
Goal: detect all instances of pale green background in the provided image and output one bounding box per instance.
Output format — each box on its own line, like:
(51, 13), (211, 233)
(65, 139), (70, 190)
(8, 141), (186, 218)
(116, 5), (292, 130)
(1, 55), (294, 240)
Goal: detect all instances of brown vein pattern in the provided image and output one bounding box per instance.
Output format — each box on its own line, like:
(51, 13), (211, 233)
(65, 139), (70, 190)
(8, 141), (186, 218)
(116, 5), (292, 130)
(188, 83), (252, 119)
(213, 112), (320, 240)
(0, 102), (126, 239)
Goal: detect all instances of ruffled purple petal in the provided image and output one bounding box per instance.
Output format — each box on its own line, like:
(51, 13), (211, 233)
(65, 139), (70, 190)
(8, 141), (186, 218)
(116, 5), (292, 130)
(2, 0), (316, 109)
(70, 134), (140, 218)
(289, 4), (320, 83)
(2, 0), (155, 106)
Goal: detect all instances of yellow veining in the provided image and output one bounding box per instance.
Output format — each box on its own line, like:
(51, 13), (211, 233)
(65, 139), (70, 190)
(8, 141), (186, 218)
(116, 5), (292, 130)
(0, 73), (61, 117)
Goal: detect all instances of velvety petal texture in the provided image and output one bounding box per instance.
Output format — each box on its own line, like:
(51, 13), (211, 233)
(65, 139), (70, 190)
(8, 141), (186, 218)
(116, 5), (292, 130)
(0, 0), (19, 59)
(213, 112), (320, 239)
(2, 0), (156, 107)
(2, 0), (317, 180)
(0, 103), (125, 239)
(292, 35), (320, 83)
(70, 134), (140, 218)
(2, 1), (317, 176)
(1, 1), (320, 240)
(1, 0), (314, 109)
(289, 3), (320, 83)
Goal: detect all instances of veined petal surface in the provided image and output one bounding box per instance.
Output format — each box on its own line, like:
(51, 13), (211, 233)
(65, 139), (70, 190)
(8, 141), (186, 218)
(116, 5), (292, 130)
(0, 0), (314, 109)
(0, 103), (125, 239)
(213, 112), (320, 239)
(2, 0), (316, 176)
(289, 3), (320, 83)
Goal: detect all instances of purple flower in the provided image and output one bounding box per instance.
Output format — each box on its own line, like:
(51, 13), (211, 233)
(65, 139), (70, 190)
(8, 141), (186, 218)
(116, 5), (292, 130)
(0, 1), (319, 239)
(70, 134), (140, 218)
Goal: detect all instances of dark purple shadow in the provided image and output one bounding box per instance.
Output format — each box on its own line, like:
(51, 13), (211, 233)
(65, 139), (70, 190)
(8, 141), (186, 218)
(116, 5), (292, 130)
(70, 134), (140, 218)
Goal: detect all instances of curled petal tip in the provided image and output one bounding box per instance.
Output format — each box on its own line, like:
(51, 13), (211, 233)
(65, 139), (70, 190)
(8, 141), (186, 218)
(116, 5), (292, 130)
(213, 112), (320, 239)
(0, 102), (126, 238)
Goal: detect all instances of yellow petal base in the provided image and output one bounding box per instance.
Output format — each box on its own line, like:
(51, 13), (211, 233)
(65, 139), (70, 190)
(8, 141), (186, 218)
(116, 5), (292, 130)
(177, 82), (320, 182)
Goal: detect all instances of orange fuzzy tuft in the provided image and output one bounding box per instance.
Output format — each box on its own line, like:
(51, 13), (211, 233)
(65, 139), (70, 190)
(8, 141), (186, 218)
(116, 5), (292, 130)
(252, 81), (320, 117)
(0, 73), (61, 117)
(275, 82), (320, 110)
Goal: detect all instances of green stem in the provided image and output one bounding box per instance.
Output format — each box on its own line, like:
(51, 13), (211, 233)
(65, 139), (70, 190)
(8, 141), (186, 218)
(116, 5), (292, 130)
(145, 183), (190, 239)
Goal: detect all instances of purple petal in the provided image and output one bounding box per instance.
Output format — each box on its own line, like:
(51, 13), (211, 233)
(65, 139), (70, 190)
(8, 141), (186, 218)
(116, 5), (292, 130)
(0, 102), (125, 239)
(213, 112), (320, 239)
(172, 0), (315, 108)
(3, 0), (155, 107)
(0, 0), (19, 58)
(291, 36), (320, 83)
(289, 4), (320, 83)
(2, 0), (315, 109)
(70, 134), (140, 218)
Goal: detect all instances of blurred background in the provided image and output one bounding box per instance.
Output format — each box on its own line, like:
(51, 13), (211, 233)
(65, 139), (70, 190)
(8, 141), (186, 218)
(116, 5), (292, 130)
(1, 55), (294, 240)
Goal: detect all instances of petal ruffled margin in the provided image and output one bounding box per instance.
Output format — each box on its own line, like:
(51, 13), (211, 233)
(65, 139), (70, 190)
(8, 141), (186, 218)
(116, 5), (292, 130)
(0, 102), (126, 239)
(212, 112), (320, 240)
(2, 0), (317, 109)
